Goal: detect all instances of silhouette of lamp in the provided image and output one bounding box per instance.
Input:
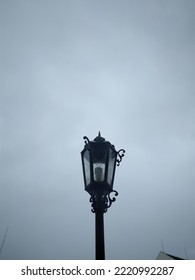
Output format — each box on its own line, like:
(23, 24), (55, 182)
(81, 132), (125, 260)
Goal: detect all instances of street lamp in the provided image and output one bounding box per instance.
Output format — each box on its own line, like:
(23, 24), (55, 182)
(81, 132), (125, 260)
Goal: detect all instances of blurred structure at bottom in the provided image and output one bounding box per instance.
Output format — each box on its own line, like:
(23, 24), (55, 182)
(156, 251), (185, 260)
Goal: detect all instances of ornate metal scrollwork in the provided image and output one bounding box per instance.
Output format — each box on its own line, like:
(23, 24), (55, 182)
(89, 190), (118, 213)
(89, 195), (96, 213)
(106, 190), (118, 209)
(83, 136), (90, 145)
(116, 149), (125, 166)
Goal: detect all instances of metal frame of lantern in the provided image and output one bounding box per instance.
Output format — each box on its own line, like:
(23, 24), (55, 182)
(81, 132), (125, 213)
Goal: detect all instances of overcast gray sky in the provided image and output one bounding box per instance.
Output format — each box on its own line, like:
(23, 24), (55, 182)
(0, 0), (195, 260)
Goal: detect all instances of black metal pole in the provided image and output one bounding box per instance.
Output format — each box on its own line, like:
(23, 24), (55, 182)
(95, 210), (105, 260)
(95, 195), (105, 260)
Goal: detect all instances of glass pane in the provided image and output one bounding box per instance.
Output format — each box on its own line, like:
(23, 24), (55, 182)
(83, 150), (90, 185)
(107, 148), (116, 185)
(93, 163), (105, 182)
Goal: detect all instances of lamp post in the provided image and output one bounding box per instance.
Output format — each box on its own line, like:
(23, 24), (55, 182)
(81, 132), (125, 260)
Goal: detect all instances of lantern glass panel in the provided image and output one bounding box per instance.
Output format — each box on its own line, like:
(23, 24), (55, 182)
(83, 149), (90, 185)
(107, 147), (116, 185)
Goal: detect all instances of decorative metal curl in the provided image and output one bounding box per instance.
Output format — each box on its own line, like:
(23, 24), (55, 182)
(105, 190), (118, 210)
(83, 136), (90, 145)
(116, 149), (125, 166)
(89, 190), (118, 213)
(89, 195), (96, 213)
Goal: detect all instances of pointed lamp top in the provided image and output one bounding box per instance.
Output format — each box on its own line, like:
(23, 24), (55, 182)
(93, 131), (105, 142)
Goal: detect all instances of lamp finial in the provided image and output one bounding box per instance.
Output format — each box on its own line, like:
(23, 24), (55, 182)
(94, 131), (105, 142)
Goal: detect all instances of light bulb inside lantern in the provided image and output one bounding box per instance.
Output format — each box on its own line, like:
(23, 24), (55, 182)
(93, 163), (105, 182)
(95, 167), (103, 181)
